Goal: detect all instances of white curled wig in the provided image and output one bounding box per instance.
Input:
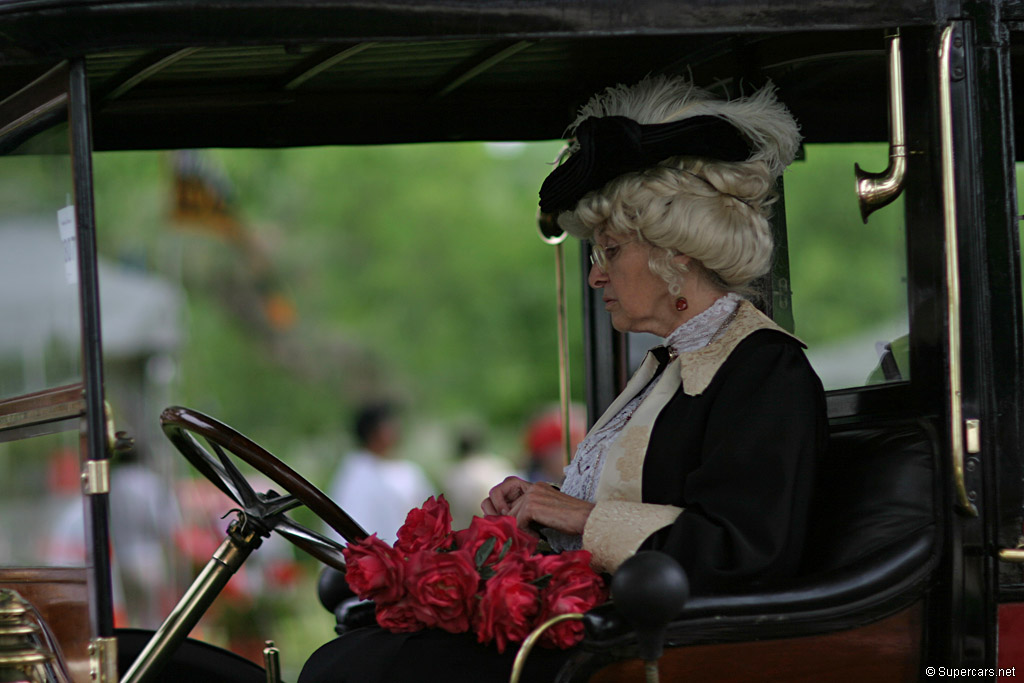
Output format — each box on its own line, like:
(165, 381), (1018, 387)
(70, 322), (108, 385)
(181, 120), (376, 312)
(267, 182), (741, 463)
(552, 74), (802, 293)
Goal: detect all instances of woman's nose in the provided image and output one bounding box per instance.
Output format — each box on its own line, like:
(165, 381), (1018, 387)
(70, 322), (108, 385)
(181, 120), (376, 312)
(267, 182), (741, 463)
(588, 263), (608, 288)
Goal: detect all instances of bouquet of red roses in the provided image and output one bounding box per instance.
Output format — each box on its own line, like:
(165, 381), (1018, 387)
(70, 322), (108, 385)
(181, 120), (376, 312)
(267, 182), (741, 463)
(341, 495), (608, 653)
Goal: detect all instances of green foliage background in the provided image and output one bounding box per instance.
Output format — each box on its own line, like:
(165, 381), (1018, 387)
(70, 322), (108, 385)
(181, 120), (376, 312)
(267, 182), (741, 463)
(92, 142), (581, 463)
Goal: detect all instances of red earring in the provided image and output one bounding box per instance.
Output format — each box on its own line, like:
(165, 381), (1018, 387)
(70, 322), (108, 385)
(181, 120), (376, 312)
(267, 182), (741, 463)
(675, 297), (688, 312)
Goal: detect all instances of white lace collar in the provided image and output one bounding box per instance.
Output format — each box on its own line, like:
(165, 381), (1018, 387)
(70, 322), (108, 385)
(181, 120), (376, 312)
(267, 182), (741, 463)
(664, 292), (742, 355)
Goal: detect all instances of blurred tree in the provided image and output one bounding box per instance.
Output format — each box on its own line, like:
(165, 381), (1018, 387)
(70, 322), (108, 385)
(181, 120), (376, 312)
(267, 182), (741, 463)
(91, 142), (580, 453)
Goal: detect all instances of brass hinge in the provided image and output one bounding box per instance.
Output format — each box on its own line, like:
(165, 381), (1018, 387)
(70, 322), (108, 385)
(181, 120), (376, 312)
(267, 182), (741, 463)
(82, 459), (110, 495)
(965, 418), (981, 454)
(89, 636), (118, 682)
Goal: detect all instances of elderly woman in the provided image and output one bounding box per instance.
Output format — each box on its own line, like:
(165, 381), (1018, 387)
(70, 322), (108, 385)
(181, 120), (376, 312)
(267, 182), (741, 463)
(486, 74), (827, 593)
(300, 74), (826, 683)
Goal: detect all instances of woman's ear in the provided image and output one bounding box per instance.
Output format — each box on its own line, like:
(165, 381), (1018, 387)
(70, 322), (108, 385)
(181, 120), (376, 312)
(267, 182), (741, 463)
(672, 252), (692, 271)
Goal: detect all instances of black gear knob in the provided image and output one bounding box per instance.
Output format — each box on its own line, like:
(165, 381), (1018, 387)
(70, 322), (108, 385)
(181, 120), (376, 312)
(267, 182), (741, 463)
(610, 551), (689, 662)
(317, 566), (355, 613)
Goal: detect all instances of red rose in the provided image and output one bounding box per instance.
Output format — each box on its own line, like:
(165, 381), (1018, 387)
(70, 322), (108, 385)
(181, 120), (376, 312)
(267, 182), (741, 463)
(453, 515), (538, 568)
(473, 554), (541, 653)
(536, 550), (608, 649)
(404, 548), (479, 633)
(341, 534), (406, 604)
(376, 599), (427, 633)
(395, 495), (454, 554)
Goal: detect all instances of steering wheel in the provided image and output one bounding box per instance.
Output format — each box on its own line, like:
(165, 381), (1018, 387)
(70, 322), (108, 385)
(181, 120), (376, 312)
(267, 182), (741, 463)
(161, 406), (367, 571)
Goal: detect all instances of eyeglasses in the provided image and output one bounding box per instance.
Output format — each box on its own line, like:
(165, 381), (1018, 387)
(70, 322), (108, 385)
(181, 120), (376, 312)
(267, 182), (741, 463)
(589, 238), (639, 270)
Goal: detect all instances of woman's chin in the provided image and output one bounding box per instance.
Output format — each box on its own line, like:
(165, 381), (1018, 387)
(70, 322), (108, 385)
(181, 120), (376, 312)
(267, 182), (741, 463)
(609, 311), (657, 335)
(609, 317), (633, 333)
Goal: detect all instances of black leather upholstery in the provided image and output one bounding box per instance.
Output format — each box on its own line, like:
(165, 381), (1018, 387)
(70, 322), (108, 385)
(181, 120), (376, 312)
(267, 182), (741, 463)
(582, 419), (940, 642)
(803, 422), (937, 574)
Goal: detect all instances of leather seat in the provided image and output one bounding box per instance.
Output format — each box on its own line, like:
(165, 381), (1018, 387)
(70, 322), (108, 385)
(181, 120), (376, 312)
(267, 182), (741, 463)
(581, 419), (940, 645)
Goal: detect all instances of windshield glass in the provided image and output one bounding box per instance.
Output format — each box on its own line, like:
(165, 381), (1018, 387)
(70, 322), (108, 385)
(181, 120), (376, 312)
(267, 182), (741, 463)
(0, 123), (82, 400)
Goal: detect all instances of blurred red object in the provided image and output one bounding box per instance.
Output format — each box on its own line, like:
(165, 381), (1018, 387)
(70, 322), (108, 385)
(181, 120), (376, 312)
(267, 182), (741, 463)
(526, 406), (585, 460)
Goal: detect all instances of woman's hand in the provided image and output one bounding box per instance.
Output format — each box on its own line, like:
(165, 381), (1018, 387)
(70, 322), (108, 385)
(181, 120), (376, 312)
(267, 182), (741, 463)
(482, 476), (595, 537)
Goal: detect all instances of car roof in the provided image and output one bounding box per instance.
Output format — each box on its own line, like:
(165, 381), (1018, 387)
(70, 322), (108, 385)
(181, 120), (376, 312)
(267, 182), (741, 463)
(0, 0), (994, 149)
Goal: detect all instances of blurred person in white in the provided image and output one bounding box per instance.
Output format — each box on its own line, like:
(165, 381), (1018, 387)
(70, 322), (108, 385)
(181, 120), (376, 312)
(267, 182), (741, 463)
(44, 444), (181, 628)
(109, 445), (183, 628)
(443, 424), (517, 529)
(327, 401), (433, 544)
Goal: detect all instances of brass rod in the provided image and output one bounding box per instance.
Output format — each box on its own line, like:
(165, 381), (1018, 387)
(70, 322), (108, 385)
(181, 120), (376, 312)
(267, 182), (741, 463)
(938, 24), (978, 517)
(554, 241), (573, 465)
(998, 548), (1024, 563)
(537, 204), (574, 466)
(121, 530), (259, 683)
(509, 613), (584, 683)
(263, 640), (281, 683)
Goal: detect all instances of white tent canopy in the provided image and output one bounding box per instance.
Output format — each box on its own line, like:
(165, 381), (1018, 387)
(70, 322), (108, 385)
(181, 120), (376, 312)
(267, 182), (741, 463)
(0, 219), (183, 360)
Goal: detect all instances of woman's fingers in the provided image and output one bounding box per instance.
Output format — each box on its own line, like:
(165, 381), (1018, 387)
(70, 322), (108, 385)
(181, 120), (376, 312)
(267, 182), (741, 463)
(483, 476), (528, 515)
(481, 498), (499, 516)
(506, 484), (595, 536)
(481, 478), (595, 536)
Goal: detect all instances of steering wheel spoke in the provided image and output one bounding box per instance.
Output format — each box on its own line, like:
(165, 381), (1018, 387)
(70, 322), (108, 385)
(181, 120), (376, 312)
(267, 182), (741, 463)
(161, 406), (368, 572)
(207, 437), (260, 509)
(261, 492), (303, 518)
(276, 520), (348, 557)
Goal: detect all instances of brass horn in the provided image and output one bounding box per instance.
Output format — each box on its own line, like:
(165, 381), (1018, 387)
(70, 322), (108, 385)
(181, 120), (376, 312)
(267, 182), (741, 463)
(855, 33), (907, 223)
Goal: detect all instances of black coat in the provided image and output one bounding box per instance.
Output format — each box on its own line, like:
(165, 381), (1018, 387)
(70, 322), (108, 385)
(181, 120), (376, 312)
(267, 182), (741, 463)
(639, 328), (828, 593)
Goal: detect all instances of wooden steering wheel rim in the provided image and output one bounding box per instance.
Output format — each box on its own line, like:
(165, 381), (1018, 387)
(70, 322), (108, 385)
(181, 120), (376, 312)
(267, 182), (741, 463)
(161, 405), (367, 570)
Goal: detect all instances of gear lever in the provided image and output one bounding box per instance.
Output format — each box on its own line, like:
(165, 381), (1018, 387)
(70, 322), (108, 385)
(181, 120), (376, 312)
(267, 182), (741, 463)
(610, 552), (689, 683)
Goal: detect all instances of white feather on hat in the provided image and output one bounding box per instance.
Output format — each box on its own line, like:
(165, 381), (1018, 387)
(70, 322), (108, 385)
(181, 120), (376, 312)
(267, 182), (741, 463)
(567, 74), (801, 180)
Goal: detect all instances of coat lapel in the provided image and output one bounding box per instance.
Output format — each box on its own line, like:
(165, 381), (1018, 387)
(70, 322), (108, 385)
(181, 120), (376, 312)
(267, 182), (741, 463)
(589, 349), (664, 433)
(594, 359), (682, 502)
(676, 300), (802, 396)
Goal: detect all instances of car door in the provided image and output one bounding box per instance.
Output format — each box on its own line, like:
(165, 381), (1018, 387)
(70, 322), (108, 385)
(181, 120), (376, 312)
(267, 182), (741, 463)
(0, 60), (117, 682)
